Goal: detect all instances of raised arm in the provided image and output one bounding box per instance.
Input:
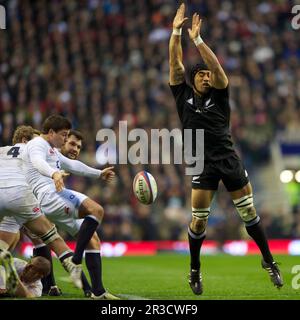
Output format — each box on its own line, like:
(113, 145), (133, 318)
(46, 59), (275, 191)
(188, 13), (228, 89)
(58, 152), (101, 178)
(169, 3), (188, 85)
(58, 152), (115, 183)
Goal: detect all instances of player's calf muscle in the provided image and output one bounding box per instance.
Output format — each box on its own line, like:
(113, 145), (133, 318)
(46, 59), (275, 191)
(190, 216), (207, 234)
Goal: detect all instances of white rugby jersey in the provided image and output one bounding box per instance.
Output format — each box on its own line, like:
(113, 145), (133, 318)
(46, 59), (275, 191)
(23, 136), (102, 200)
(0, 258), (42, 297)
(0, 143), (28, 187)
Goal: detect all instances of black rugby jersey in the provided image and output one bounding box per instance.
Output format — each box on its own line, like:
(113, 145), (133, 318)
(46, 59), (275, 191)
(169, 81), (235, 161)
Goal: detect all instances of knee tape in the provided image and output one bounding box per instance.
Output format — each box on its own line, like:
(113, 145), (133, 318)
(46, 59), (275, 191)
(192, 207), (210, 219)
(40, 225), (60, 245)
(191, 207), (210, 234)
(233, 194), (257, 222)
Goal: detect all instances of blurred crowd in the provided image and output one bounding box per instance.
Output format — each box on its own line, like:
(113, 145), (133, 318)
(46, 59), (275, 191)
(1, 0), (300, 242)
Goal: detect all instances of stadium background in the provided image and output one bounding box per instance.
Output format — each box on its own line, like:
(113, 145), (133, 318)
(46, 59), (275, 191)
(0, 0), (300, 253)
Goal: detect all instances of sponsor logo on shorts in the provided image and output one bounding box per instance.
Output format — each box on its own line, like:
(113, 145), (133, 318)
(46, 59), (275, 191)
(32, 207), (40, 213)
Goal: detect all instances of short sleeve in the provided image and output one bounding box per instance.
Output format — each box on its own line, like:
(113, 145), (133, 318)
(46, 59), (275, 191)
(212, 85), (229, 100)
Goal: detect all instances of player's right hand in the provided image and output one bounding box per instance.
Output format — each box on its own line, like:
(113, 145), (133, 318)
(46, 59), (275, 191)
(188, 13), (202, 41)
(52, 171), (69, 192)
(173, 3), (188, 29)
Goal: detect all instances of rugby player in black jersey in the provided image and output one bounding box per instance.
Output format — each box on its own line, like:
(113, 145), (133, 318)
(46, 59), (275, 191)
(169, 3), (283, 295)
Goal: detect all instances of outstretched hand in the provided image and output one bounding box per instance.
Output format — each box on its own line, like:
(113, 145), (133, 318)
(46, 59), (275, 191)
(100, 166), (115, 183)
(188, 13), (202, 40)
(173, 3), (188, 29)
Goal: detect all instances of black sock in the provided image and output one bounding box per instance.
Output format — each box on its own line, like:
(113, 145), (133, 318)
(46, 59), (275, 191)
(85, 251), (105, 296)
(72, 216), (99, 265)
(188, 227), (206, 271)
(81, 272), (92, 293)
(59, 251), (73, 263)
(246, 219), (273, 263)
(33, 245), (55, 292)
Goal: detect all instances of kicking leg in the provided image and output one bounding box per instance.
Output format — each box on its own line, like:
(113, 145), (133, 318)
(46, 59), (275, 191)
(24, 216), (83, 289)
(72, 198), (103, 265)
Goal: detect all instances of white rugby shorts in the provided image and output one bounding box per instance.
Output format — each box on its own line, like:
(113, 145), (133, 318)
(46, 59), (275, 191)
(0, 186), (42, 226)
(39, 188), (87, 237)
(0, 216), (21, 234)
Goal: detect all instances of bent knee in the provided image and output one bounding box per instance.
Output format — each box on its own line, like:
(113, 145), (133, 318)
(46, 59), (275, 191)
(87, 204), (104, 221)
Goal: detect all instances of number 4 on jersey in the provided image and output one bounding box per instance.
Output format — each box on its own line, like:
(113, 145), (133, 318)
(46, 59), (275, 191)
(7, 147), (20, 158)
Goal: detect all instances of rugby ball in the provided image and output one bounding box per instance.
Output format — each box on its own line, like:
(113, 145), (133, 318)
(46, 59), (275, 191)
(133, 171), (157, 205)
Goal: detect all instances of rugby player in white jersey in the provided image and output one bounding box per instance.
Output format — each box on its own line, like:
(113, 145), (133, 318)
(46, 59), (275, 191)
(22, 115), (118, 300)
(0, 253), (50, 298)
(30, 130), (100, 297)
(0, 125), (83, 292)
(0, 130), (101, 297)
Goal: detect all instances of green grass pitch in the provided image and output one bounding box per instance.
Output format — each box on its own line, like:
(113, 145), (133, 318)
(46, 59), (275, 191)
(42, 253), (300, 300)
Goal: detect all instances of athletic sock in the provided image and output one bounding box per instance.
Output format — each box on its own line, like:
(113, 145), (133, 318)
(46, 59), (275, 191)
(33, 244), (55, 292)
(72, 216), (99, 265)
(85, 251), (105, 296)
(188, 227), (206, 271)
(81, 272), (92, 294)
(246, 219), (273, 263)
(58, 251), (73, 263)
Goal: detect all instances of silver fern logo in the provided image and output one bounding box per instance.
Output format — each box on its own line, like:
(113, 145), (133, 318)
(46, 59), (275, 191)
(0, 5), (6, 29)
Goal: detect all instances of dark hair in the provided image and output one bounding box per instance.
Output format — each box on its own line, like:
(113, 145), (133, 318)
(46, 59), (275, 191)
(12, 125), (35, 144)
(189, 63), (209, 86)
(42, 115), (72, 134)
(68, 129), (83, 141)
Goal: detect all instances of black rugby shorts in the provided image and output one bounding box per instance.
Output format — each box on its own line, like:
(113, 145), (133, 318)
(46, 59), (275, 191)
(191, 153), (249, 192)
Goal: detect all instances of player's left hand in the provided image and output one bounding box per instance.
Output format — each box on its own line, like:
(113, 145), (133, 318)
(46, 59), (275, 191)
(100, 166), (115, 183)
(188, 13), (202, 40)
